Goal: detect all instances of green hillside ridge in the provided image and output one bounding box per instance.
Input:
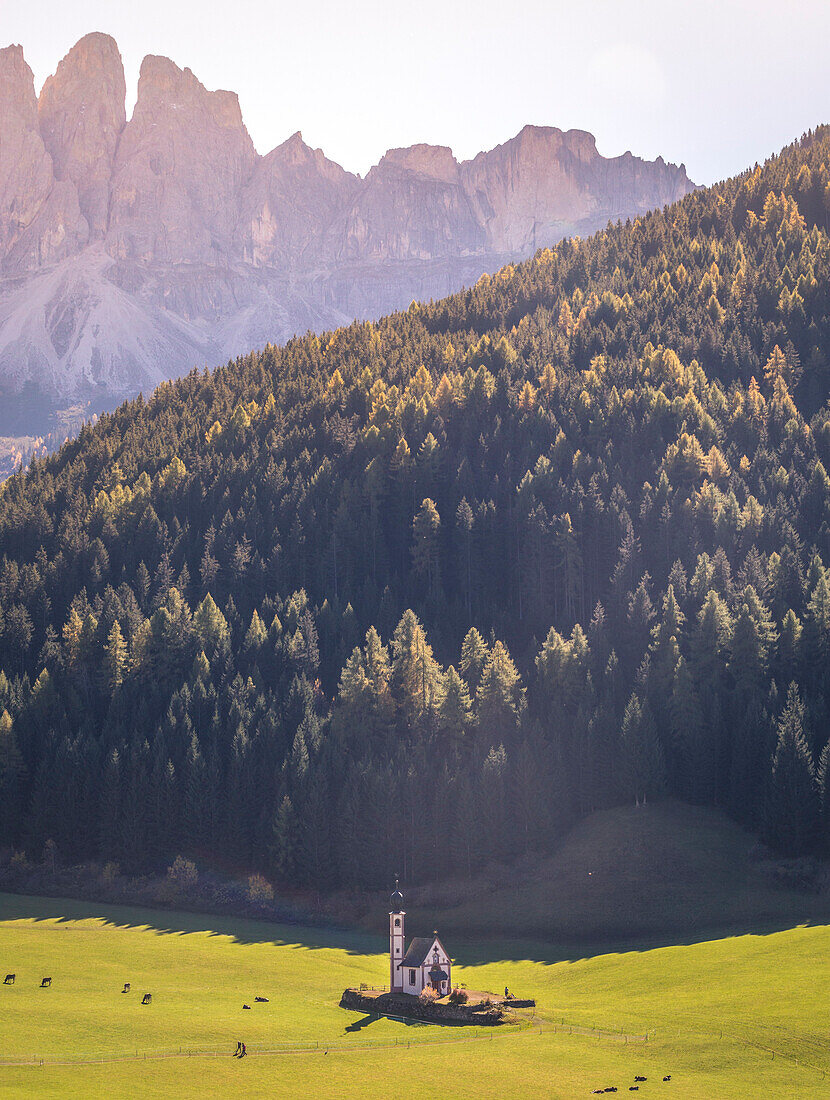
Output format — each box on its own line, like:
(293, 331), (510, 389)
(0, 892), (828, 1098)
(398, 799), (830, 943)
(1, 128), (830, 893)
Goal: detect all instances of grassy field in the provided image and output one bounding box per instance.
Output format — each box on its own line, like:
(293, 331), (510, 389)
(0, 891), (827, 1098)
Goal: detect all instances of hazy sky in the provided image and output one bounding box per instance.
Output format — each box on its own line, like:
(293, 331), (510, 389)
(2, 0), (829, 185)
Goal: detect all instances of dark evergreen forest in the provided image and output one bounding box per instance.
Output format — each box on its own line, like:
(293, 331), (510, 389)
(1, 129), (830, 888)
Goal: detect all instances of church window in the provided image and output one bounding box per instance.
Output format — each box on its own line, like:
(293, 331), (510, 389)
(409, 970), (416, 985)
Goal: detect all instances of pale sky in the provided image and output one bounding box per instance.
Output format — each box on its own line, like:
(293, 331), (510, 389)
(2, 0), (829, 185)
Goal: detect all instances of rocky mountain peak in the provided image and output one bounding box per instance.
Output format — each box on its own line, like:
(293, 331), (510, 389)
(38, 32), (126, 239)
(376, 144), (460, 183)
(0, 44), (38, 126)
(108, 53), (256, 265)
(0, 43), (88, 271)
(134, 54), (247, 133)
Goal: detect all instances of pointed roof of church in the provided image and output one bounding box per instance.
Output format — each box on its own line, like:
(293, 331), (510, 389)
(399, 937), (435, 966)
(398, 934), (446, 968)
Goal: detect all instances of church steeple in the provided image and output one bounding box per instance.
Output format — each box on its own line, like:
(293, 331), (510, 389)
(390, 875), (404, 913)
(389, 875), (405, 992)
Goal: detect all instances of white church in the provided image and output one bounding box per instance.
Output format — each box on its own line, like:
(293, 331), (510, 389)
(388, 879), (452, 997)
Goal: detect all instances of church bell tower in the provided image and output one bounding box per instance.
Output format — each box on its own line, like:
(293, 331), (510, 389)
(389, 876), (405, 992)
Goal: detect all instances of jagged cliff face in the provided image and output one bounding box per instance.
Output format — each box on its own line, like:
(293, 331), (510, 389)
(0, 33), (696, 430)
(38, 32), (126, 241)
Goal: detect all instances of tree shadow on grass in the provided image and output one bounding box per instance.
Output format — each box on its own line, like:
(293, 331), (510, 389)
(0, 890), (388, 955)
(1, 889), (828, 970)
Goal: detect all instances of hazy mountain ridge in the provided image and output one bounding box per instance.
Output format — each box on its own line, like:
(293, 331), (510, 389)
(0, 32), (695, 430)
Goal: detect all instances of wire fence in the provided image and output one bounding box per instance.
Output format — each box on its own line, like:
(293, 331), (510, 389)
(0, 1026), (530, 1068)
(2, 1014), (824, 1081)
(638, 1025), (830, 1081)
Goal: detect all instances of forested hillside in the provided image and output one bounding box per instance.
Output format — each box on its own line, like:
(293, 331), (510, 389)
(1, 129), (830, 888)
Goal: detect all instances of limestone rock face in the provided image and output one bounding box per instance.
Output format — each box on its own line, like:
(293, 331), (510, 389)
(237, 132), (360, 268)
(461, 125), (693, 253)
(0, 45), (87, 271)
(333, 145), (485, 262)
(108, 55), (256, 265)
(0, 34), (698, 431)
(38, 33), (126, 239)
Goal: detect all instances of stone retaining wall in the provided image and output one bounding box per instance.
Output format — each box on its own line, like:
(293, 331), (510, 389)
(340, 988), (510, 1025)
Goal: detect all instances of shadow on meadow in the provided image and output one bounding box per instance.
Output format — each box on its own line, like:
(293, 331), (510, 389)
(1, 889), (828, 972)
(0, 891), (379, 955)
(3, 802), (829, 968)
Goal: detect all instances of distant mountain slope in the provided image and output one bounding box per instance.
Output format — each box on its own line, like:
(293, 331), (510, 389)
(0, 33), (695, 431)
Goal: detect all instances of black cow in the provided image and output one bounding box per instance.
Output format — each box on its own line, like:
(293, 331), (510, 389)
(40, 977), (52, 987)
(663, 1076), (672, 1082)
(635, 1077), (647, 1082)
(122, 982), (131, 993)
(142, 993), (152, 1005)
(243, 1004), (251, 1010)
(254, 996), (269, 1002)
(3, 974), (14, 984)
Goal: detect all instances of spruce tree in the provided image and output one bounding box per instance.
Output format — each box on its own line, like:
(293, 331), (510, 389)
(766, 684), (820, 855)
(620, 694), (665, 805)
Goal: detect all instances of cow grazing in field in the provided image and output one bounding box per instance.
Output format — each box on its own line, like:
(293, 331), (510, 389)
(243, 1004), (251, 1010)
(122, 982), (130, 993)
(254, 996), (268, 1002)
(604, 1089), (618, 1094)
(3, 974), (13, 984)
(635, 1077), (647, 1082)
(142, 993), (152, 1005)
(663, 1077), (671, 1082)
(40, 977), (52, 987)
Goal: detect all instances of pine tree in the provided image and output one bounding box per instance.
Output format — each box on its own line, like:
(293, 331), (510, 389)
(335, 627), (394, 749)
(98, 749), (121, 861)
(104, 620), (128, 694)
(390, 610), (442, 732)
(476, 641), (524, 744)
(620, 694), (665, 805)
(0, 709), (26, 843)
(459, 628), (489, 693)
(766, 684), (819, 854)
(244, 610), (267, 651)
(411, 498), (441, 598)
(438, 666), (472, 745)
(193, 594), (230, 655)
(455, 498), (475, 621)
(817, 740), (830, 855)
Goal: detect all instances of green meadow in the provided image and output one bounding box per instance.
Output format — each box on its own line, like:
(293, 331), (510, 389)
(0, 892), (827, 1098)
